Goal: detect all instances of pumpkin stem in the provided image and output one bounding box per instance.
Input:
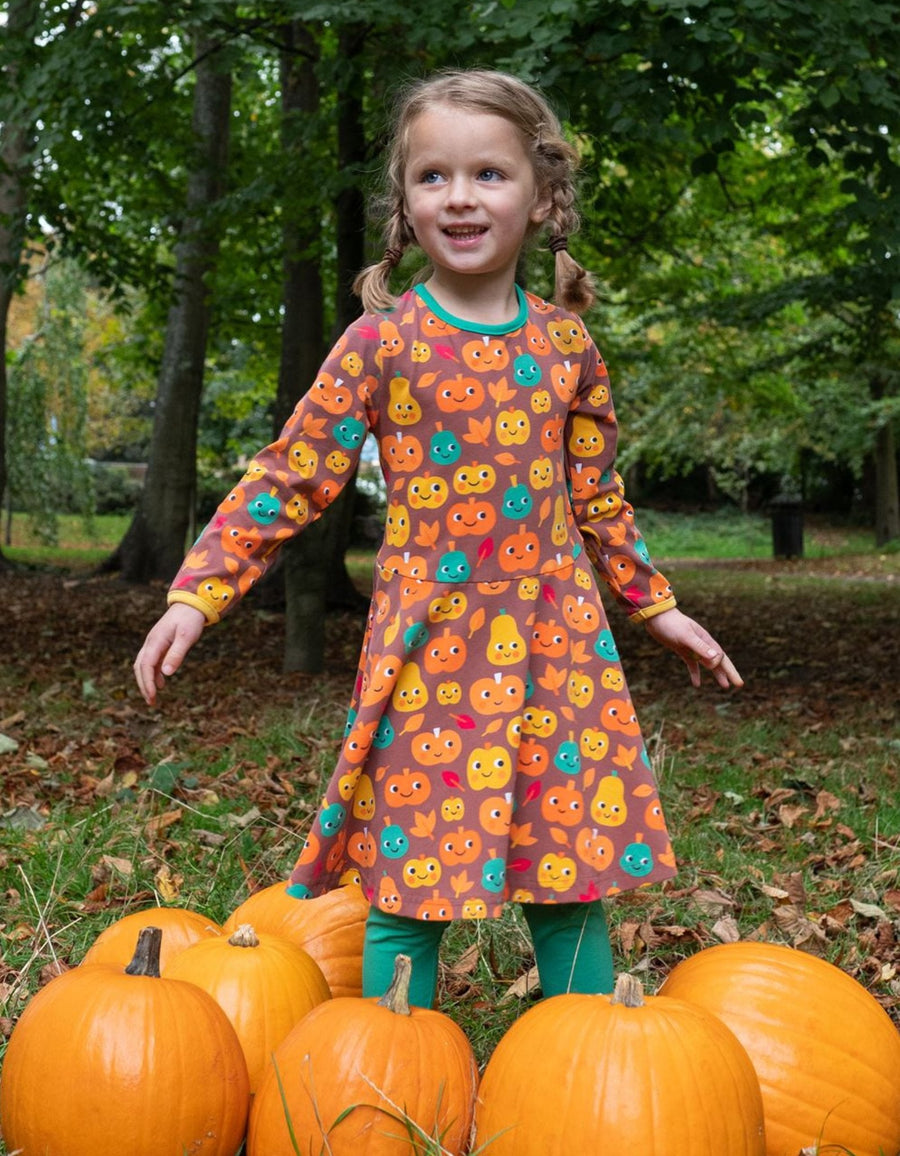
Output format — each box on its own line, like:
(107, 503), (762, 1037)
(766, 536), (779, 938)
(227, 923), (261, 949)
(377, 953), (413, 1016)
(610, 972), (645, 1008)
(124, 926), (163, 977)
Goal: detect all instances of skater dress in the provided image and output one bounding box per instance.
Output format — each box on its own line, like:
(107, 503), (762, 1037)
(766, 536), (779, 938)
(168, 284), (678, 920)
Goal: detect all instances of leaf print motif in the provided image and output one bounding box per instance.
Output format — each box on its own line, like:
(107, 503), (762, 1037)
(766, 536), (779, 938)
(511, 822), (538, 847)
(462, 415), (492, 445)
(451, 870), (475, 896)
(414, 520), (441, 548)
(488, 377), (516, 405)
(410, 809), (437, 839)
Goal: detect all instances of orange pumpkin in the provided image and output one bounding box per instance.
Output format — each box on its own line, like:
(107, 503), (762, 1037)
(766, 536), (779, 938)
(498, 525), (540, 573)
(660, 942), (900, 1156)
(223, 882), (368, 998)
(436, 372), (485, 412)
(531, 618), (568, 657)
(561, 592), (599, 633)
(469, 670), (525, 715)
(479, 795), (513, 835)
(0, 927), (250, 1156)
(446, 495), (497, 535)
(82, 905), (222, 970)
(382, 431), (424, 473)
(247, 954), (477, 1155)
(574, 826), (614, 870)
(462, 335), (509, 370)
(518, 735), (550, 776)
(539, 415), (565, 452)
(439, 825), (483, 865)
(551, 357), (580, 400)
(309, 372), (353, 414)
(163, 924), (331, 1093)
(347, 828), (379, 867)
(473, 972), (765, 1155)
(416, 890), (454, 920)
(540, 780), (585, 826)
(423, 626), (467, 674)
(410, 726), (463, 765)
(383, 766), (432, 807)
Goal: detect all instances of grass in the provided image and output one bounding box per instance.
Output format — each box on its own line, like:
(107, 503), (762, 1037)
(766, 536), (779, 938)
(1, 512), (898, 1154)
(5, 507), (894, 571)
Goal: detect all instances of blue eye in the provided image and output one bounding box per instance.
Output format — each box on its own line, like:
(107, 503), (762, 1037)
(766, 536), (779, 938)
(421, 170), (442, 184)
(479, 168), (502, 181)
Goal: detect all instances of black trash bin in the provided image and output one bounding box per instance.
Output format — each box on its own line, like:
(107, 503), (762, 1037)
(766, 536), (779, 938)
(771, 494), (804, 558)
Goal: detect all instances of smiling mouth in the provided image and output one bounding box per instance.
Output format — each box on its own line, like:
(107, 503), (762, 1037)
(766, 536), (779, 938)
(443, 226), (487, 240)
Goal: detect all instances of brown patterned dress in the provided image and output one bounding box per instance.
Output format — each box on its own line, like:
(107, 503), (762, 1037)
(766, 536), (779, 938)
(168, 284), (678, 920)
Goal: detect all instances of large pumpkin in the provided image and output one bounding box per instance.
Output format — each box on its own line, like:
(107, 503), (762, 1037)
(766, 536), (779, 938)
(82, 904), (222, 970)
(222, 881), (368, 997)
(247, 953), (477, 1156)
(659, 941), (900, 1156)
(0, 927), (249, 1156)
(473, 972), (765, 1155)
(163, 923), (331, 1093)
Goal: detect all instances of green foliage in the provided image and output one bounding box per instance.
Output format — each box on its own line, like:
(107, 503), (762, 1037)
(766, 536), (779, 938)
(6, 260), (94, 542)
(3, 0), (897, 538)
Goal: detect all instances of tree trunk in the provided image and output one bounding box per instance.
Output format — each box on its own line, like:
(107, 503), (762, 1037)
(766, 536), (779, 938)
(109, 28), (232, 582)
(315, 22), (372, 615)
(0, 0), (40, 570)
(873, 417), (899, 546)
(334, 25), (368, 334)
(275, 22), (370, 673)
(276, 21), (330, 673)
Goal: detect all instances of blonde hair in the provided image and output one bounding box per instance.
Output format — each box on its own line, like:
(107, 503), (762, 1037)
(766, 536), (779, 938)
(354, 69), (596, 316)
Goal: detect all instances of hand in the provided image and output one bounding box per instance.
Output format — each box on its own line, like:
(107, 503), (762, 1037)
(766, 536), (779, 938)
(133, 603), (207, 706)
(642, 607), (743, 690)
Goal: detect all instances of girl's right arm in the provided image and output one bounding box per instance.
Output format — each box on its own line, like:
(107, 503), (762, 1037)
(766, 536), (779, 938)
(133, 315), (383, 704)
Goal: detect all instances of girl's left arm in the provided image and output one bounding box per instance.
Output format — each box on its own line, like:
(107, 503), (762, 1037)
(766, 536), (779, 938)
(565, 332), (742, 688)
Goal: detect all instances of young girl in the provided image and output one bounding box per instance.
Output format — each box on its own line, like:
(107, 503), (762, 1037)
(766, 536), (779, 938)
(134, 69), (741, 1008)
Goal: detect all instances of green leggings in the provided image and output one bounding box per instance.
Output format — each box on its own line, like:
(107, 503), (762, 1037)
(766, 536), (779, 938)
(362, 902), (614, 1007)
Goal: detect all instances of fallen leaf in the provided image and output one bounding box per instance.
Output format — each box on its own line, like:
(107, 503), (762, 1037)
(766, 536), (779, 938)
(155, 864), (183, 902)
(499, 965), (541, 1002)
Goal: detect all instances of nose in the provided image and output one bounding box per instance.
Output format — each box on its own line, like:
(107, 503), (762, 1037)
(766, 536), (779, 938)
(444, 174), (477, 209)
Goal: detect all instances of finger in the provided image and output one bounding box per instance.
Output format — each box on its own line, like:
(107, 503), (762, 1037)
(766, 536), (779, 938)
(714, 652), (744, 689)
(702, 649), (743, 689)
(679, 649), (702, 688)
(133, 654), (158, 706)
(134, 642), (166, 705)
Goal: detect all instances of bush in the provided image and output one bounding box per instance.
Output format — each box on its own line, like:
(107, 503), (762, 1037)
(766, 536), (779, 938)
(88, 462), (145, 515)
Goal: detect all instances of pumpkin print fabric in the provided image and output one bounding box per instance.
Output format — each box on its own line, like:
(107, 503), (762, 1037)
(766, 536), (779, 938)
(169, 284), (678, 919)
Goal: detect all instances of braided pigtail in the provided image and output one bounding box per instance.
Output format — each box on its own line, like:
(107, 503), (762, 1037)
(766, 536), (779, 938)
(353, 202), (413, 314)
(540, 168), (596, 316)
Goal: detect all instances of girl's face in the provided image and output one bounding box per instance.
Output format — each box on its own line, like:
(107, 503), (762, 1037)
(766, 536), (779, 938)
(403, 105), (551, 298)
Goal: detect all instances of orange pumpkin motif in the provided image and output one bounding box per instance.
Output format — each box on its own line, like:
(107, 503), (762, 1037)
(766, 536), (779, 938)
(436, 373), (485, 412)
(439, 826), (483, 866)
(383, 767), (432, 807)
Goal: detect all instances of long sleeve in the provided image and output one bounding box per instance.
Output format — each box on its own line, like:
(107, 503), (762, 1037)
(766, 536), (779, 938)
(168, 326), (378, 622)
(564, 334), (676, 621)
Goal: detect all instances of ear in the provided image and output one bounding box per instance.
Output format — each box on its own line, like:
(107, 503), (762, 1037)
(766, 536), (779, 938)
(530, 185), (553, 226)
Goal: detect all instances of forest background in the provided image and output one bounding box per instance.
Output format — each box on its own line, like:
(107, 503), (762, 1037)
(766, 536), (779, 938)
(1, 0), (898, 674)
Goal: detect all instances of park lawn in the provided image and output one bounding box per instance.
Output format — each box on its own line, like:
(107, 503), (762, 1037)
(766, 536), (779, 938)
(4, 507), (890, 571)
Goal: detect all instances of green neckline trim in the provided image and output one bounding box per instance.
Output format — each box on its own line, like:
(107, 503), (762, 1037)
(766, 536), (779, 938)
(414, 283), (528, 333)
